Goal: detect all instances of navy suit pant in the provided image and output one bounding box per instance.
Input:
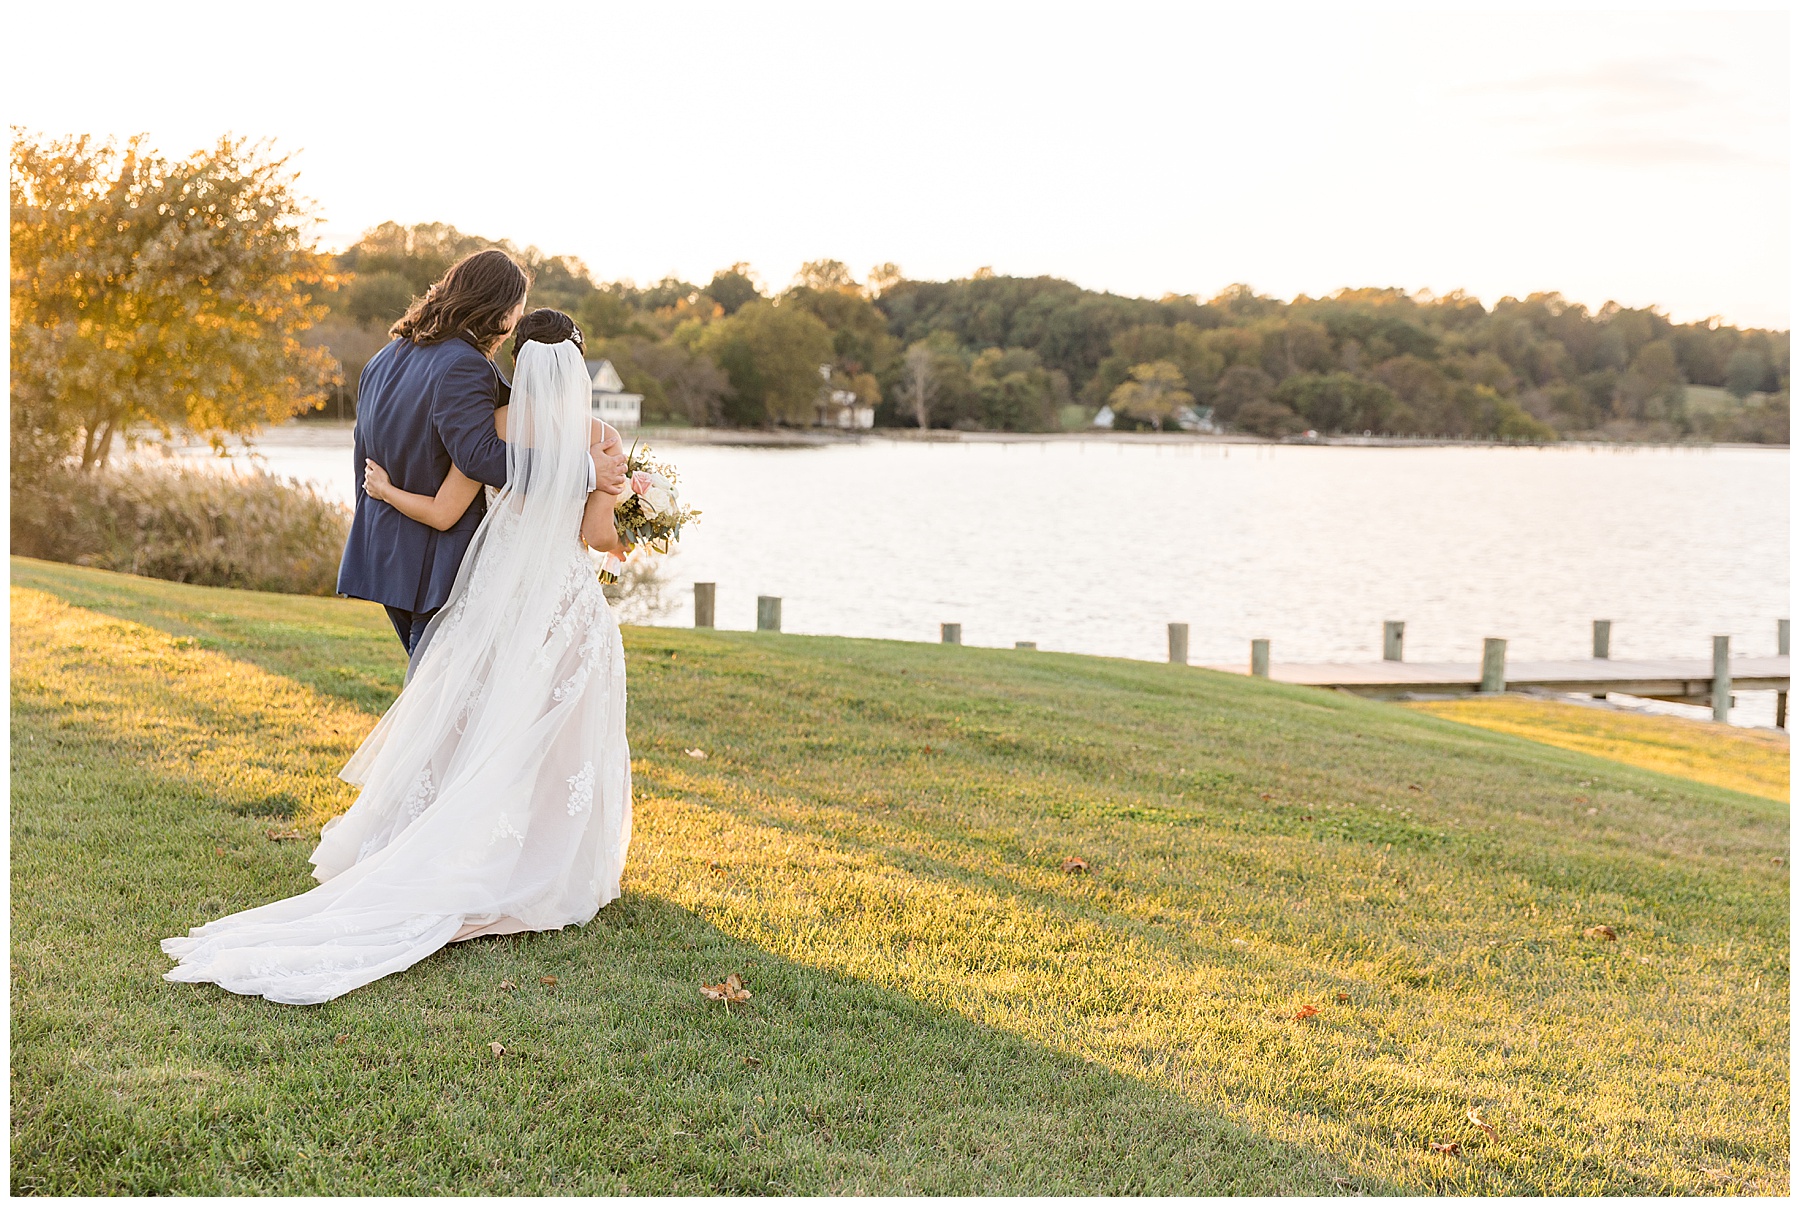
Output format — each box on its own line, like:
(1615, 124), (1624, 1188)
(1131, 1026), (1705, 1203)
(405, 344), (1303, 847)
(385, 606), (439, 655)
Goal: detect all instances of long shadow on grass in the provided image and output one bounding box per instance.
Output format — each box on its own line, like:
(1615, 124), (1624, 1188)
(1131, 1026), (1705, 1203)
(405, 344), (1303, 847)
(11, 570), (1363, 1194)
(17, 851), (1359, 1193)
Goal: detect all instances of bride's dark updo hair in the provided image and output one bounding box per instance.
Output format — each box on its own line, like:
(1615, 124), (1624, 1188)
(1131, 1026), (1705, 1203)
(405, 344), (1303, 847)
(509, 308), (585, 363)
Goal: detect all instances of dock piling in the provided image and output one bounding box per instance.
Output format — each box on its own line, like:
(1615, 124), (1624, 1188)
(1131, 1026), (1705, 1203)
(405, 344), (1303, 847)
(756, 596), (781, 632)
(1480, 638), (1507, 693)
(1168, 623), (1189, 665)
(1779, 619), (1790, 728)
(1591, 619), (1611, 697)
(693, 582), (715, 629)
(1712, 635), (1731, 723)
(1383, 621), (1404, 661)
(941, 623), (961, 645)
(1250, 639), (1270, 678)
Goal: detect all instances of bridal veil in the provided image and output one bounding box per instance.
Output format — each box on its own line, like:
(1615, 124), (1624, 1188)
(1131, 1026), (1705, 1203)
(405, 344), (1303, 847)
(162, 339), (632, 1004)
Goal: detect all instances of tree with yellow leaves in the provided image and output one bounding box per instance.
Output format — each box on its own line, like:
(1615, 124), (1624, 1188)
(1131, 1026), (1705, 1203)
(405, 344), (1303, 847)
(10, 130), (336, 479)
(1108, 360), (1193, 431)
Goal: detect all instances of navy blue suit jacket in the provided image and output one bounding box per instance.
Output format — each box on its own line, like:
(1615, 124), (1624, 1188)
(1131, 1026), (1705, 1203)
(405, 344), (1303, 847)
(336, 336), (512, 614)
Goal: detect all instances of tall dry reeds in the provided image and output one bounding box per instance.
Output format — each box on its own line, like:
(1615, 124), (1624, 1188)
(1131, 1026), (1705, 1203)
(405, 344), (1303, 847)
(12, 462), (351, 595)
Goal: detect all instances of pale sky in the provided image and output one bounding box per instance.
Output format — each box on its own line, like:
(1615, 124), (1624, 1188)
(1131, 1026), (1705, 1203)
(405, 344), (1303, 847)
(7, 2), (1791, 328)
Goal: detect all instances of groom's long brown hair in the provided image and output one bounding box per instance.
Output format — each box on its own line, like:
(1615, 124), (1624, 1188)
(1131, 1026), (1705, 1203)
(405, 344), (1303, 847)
(390, 249), (532, 353)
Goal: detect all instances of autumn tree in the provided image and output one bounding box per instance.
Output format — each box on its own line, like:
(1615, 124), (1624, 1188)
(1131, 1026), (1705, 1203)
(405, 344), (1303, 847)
(1615, 339), (1686, 423)
(900, 342), (938, 428)
(692, 300), (835, 426)
(783, 259), (898, 383)
(704, 264), (763, 315)
(971, 348), (1067, 431)
(1109, 361), (1193, 430)
(1211, 364), (1275, 426)
(1725, 346), (1768, 400)
(11, 131), (335, 476)
(866, 262), (904, 298)
(1273, 373), (1407, 434)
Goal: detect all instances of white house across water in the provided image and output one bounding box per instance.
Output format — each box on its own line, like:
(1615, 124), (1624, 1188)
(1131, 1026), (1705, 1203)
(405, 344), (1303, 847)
(585, 359), (643, 429)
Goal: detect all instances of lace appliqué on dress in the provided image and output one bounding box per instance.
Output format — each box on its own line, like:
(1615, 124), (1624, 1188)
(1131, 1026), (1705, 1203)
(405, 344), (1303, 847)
(487, 814), (526, 848)
(402, 766), (436, 820)
(566, 761), (595, 816)
(534, 556), (594, 670)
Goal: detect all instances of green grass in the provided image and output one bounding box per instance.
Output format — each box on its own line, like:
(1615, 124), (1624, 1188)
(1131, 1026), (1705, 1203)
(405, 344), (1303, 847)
(10, 556), (1789, 1195)
(1406, 695), (1789, 803)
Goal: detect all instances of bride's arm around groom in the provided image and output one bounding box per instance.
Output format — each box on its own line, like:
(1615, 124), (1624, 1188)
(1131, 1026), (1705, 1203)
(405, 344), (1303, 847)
(335, 249), (626, 653)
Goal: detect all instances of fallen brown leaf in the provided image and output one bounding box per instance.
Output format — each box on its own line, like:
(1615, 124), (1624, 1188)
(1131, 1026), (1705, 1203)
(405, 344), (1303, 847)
(1334, 991), (1352, 1004)
(1293, 1004), (1319, 1021)
(1429, 1141), (1459, 1155)
(742, 1055), (762, 1066)
(334, 1033), (349, 1045)
(1060, 856), (1090, 874)
(700, 973), (751, 1008)
(1467, 1107), (1496, 1139)
(1259, 792), (1273, 801)
(685, 748), (706, 760)
(539, 975), (558, 986)
(499, 979), (517, 991)
(489, 1041), (506, 1057)
(266, 827), (303, 842)
(1407, 784), (1423, 792)
(1574, 795), (1588, 804)
(1332, 1176), (1356, 1190)
(1583, 925), (1618, 941)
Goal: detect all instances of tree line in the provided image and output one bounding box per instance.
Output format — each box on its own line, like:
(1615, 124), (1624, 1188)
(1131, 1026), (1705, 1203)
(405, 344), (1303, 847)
(12, 130), (1790, 488)
(319, 222), (1789, 444)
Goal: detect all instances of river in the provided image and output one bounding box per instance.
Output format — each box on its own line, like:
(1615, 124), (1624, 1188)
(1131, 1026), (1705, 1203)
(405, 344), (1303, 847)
(163, 424), (1790, 728)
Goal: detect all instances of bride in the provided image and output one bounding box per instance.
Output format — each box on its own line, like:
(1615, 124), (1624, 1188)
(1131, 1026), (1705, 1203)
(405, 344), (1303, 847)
(163, 311), (633, 1005)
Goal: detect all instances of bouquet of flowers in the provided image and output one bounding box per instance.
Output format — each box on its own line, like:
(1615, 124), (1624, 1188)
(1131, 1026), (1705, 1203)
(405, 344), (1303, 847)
(597, 443), (699, 584)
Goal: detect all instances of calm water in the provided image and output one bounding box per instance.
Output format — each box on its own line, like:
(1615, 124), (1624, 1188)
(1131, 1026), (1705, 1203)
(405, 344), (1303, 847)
(172, 426), (1790, 727)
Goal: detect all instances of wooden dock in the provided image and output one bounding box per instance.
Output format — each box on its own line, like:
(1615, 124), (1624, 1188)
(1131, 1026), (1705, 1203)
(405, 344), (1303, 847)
(1185, 618), (1791, 725)
(1198, 654), (1790, 704)
(704, 590), (1790, 725)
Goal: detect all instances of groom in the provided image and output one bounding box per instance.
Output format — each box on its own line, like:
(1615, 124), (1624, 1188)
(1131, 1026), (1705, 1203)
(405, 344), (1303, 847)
(336, 249), (628, 652)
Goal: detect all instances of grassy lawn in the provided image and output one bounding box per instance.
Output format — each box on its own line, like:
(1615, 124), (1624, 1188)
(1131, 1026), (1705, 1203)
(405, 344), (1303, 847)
(10, 556), (1789, 1195)
(1405, 695), (1789, 803)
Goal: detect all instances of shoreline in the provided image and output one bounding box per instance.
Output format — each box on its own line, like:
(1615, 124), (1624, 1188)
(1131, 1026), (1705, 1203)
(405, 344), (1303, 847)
(243, 420), (1786, 453)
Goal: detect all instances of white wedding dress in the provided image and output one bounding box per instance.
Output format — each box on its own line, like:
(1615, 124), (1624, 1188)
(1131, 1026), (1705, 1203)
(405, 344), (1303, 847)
(163, 339), (631, 1005)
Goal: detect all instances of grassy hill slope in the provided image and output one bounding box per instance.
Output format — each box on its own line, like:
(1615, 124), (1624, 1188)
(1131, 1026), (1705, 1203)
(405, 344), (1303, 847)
(10, 557), (1788, 1195)
(1406, 695), (1788, 803)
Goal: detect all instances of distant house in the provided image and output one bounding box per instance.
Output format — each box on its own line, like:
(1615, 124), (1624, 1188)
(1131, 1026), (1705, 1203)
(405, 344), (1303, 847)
(1174, 404), (1217, 434)
(816, 388), (874, 430)
(1093, 402), (1217, 432)
(813, 364), (874, 429)
(585, 359), (642, 429)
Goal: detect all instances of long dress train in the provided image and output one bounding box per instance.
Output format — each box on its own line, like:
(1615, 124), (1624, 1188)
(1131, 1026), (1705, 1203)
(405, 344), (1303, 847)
(162, 339), (630, 1005)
